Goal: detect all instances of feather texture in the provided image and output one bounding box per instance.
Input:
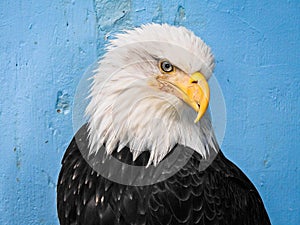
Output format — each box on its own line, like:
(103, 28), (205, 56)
(85, 24), (217, 166)
(57, 125), (271, 225)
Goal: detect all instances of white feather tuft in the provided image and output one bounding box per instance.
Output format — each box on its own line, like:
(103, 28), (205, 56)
(85, 23), (218, 166)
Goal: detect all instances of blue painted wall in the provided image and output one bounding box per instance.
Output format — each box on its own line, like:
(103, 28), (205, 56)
(0, 0), (299, 224)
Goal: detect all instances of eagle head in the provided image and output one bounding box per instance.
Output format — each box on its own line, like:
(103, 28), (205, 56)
(86, 23), (218, 166)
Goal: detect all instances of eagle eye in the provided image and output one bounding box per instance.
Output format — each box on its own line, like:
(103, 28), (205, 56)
(160, 61), (174, 73)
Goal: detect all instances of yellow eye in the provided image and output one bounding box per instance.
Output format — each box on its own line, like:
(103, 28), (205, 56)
(160, 61), (174, 73)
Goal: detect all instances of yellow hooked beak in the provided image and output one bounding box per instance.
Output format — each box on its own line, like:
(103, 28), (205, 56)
(158, 71), (210, 123)
(188, 72), (210, 122)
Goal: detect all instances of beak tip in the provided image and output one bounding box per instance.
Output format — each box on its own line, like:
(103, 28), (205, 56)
(194, 112), (202, 123)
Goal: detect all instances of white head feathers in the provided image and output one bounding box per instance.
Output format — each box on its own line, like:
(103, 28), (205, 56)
(86, 23), (218, 166)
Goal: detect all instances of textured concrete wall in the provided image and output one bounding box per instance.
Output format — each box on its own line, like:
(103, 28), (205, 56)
(0, 1), (299, 224)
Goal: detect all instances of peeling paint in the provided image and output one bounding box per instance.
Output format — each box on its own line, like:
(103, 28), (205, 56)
(263, 153), (271, 168)
(13, 147), (21, 170)
(93, 0), (133, 55)
(41, 169), (56, 189)
(135, 8), (145, 13)
(94, 0), (131, 31)
(174, 5), (186, 25)
(152, 4), (162, 23)
(55, 91), (70, 115)
(259, 174), (266, 187)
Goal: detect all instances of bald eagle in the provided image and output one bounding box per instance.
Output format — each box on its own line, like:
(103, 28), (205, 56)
(57, 24), (271, 225)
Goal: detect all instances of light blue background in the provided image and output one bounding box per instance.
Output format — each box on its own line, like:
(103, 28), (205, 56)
(0, 1), (299, 224)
